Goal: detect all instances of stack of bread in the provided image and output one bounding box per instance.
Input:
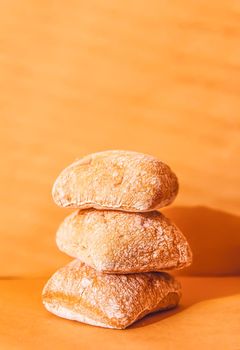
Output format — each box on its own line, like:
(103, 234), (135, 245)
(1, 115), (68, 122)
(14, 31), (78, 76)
(42, 150), (192, 329)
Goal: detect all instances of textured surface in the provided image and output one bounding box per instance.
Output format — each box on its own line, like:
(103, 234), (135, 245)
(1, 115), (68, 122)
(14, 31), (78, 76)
(56, 209), (192, 273)
(42, 259), (181, 329)
(1, 276), (240, 349)
(52, 150), (179, 211)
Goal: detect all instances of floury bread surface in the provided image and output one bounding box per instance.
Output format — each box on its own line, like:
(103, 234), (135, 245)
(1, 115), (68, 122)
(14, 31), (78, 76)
(52, 150), (179, 212)
(42, 260), (181, 329)
(56, 209), (192, 273)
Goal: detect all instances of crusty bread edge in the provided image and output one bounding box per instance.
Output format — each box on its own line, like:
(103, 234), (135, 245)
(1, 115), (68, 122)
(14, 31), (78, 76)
(52, 198), (176, 212)
(43, 291), (180, 330)
(43, 301), (115, 329)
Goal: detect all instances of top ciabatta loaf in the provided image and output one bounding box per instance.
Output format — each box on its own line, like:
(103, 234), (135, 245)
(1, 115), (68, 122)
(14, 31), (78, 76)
(52, 150), (179, 212)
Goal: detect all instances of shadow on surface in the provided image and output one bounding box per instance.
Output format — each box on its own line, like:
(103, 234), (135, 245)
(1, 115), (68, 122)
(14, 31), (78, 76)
(132, 276), (240, 328)
(131, 305), (182, 328)
(163, 205), (240, 276)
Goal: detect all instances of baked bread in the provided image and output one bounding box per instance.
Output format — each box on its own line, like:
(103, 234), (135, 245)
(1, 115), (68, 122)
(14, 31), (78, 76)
(42, 260), (181, 329)
(52, 150), (178, 211)
(56, 209), (192, 273)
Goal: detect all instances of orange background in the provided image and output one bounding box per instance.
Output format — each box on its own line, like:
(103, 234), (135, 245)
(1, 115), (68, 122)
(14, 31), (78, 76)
(0, 1), (239, 349)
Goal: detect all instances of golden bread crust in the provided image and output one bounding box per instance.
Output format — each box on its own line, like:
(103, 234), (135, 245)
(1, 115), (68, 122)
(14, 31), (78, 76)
(56, 209), (192, 273)
(42, 260), (181, 329)
(52, 150), (178, 211)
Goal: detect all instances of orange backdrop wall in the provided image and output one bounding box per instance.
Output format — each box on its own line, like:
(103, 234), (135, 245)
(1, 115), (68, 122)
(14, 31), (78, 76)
(1, 0), (239, 278)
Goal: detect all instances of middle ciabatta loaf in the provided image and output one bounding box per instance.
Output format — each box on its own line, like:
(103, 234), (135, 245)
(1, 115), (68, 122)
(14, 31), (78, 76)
(56, 209), (192, 274)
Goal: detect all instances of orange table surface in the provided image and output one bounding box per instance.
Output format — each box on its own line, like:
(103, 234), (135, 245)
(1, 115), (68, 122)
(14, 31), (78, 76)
(1, 276), (239, 350)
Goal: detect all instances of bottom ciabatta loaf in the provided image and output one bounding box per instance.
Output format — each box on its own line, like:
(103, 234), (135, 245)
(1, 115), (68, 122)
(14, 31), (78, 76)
(42, 260), (181, 329)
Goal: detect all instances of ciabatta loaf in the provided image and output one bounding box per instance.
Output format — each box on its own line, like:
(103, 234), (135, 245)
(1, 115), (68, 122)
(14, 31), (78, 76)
(52, 150), (178, 211)
(56, 209), (192, 273)
(42, 260), (181, 329)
